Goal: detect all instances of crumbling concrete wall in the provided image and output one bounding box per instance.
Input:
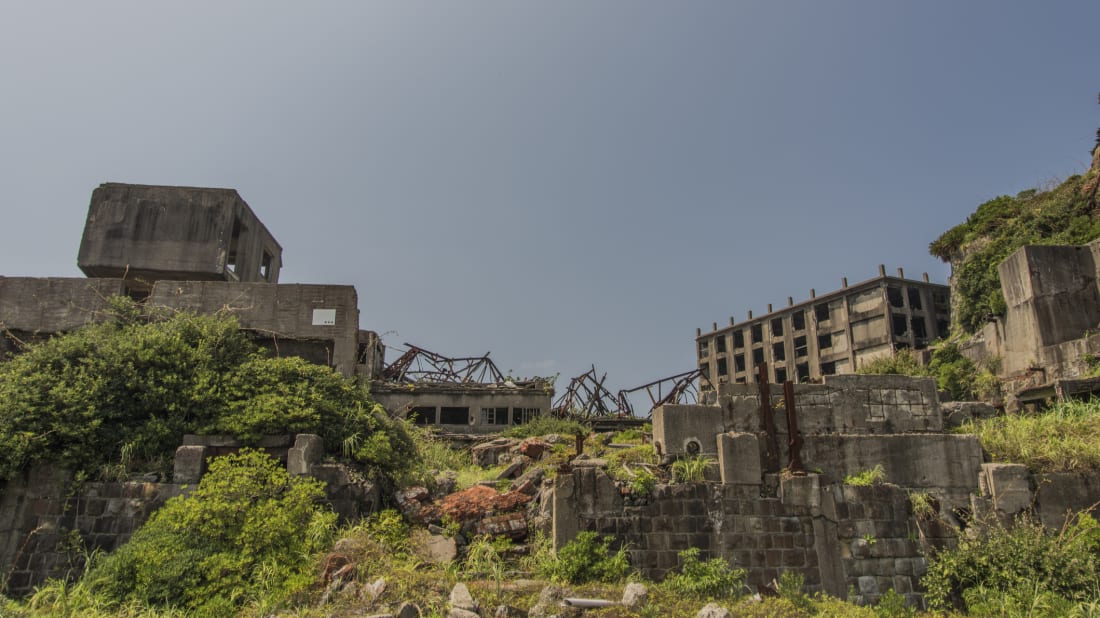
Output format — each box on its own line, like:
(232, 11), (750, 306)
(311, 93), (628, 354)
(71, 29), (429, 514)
(77, 183), (282, 288)
(551, 467), (948, 606)
(0, 466), (186, 597)
(148, 281), (361, 377)
(999, 244), (1100, 376)
(0, 434), (378, 597)
(0, 277), (126, 342)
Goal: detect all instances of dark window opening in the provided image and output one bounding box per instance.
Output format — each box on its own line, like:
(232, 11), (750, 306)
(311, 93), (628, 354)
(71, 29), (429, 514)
(796, 363), (810, 383)
(892, 314), (909, 337)
(818, 333), (832, 349)
(717, 358), (728, 376)
(752, 347), (765, 365)
(887, 286), (904, 309)
(735, 376), (746, 384)
(480, 407), (508, 425)
(821, 361), (837, 376)
(734, 354), (746, 373)
(771, 318), (784, 337)
(814, 303), (830, 322)
(934, 293), (949, 312)
(751, 324), (763, 344)
(733, 330), (745, 348)
(912, 317), (928, 339)
(227, 217), (243, 275)
(513, 408), (540, 425)
(699, 364), (709, 379)
(261, 251), (273, 281)
(410, 406), (436, 425)
(772, 342), (786, 362)
(907, 288), (923, 310)
(937, 319), (950, 335)
(775, 367), (788, 384)
(792, 311), (806, 331)
(716, 336), (727, 353)
(124, 286), (149, 303)
(698, 340), (709, 358)
(439, 406), (469, 424)
(794, 336), (808, 358)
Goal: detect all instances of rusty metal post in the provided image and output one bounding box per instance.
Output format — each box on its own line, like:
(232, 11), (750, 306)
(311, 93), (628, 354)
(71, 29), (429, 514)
(783, 380), (805, 474)
(756, 363), (780, 472)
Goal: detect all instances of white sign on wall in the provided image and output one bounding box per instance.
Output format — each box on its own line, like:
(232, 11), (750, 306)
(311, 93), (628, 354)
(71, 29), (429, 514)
(312, 309), (337, 326)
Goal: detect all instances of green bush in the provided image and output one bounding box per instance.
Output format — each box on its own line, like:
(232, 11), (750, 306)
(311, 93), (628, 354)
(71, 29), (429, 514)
(662, 547), (746, 600)
(86, 449), (337, 615)
(0, 299), (414, 480)
(538, 531), (630, 584)
(922, 512), (1100, 612)
(857, 343), (994, 401)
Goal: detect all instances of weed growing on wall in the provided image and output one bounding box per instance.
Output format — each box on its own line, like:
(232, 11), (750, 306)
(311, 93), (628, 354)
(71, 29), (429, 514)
(661, 547), (746, 601)
(844, 464), (886, 486)
(671, 455), (711, 483)
(537, 531), (630, 584)
(957, 398), (1100, 473)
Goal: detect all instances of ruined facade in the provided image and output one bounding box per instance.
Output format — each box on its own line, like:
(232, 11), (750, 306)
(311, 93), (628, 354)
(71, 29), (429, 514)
(696, 268), (950, 394)
(371, 381), (553, 433)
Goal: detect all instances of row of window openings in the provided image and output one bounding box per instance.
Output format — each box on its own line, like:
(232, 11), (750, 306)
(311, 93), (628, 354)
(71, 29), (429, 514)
(712, 360), (838, 384)
(410, 406), (541, 426)
(713, 332), (839, 374)
(704, 306), (834, 358)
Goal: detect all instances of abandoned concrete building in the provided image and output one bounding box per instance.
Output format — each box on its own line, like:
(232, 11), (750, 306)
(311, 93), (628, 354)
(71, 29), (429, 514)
(961, 239), (1100, 409)
(0, 183), (382, 379)
(368, 344), (553, 433)
(696, 267), (950, 394)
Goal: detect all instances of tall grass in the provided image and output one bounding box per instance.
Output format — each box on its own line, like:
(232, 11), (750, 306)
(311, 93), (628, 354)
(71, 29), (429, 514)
(959, 399), (1100, 473)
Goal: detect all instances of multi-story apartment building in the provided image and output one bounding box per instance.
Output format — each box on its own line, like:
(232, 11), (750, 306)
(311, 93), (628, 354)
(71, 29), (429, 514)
(696, 266), (950, 395)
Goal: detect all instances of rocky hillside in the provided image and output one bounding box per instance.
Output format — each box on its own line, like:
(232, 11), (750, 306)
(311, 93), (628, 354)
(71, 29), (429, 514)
(929, 143), (1100, 334)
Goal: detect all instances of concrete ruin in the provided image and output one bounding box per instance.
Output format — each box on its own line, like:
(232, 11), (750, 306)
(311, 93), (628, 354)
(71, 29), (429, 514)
(371, 381), (553, 433)
(961, 239), (1100, 409)
(551, 374), (1100, 605)
(696, 267), (950, 396)
(77, 183), (283, 293)
(0, 183), (385, 379)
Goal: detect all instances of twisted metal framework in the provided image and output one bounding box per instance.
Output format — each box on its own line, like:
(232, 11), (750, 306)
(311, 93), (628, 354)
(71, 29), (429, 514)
(552, 366), (702, 419)
(380, 343), (506, 384)
(615, 369), (703, 418)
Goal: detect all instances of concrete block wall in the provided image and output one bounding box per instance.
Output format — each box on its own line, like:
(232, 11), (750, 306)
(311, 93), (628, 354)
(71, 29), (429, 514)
(551, 467), (956, 605)
(0, 434), (379, 597)
(0, 466), (186, 597)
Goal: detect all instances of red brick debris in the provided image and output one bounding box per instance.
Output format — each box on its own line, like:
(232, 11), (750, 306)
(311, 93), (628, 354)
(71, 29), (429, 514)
(437, 485), (533, 522)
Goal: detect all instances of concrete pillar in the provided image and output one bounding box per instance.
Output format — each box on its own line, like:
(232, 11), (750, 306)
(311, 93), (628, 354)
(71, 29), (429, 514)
(173, 445), (208, 484)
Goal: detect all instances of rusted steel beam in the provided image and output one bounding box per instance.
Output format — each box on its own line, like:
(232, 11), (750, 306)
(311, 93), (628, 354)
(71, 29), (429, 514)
(783, 380), (805, 474)
(380, 343), (507, 384)
(757, 363), (780, 473)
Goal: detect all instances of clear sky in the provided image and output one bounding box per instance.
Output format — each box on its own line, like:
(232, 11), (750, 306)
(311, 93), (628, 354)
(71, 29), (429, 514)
(1, 2), (1097, 401)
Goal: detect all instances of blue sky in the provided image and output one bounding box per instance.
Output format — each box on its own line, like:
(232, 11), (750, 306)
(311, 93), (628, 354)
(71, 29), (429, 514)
(1, 2), (1097, 400)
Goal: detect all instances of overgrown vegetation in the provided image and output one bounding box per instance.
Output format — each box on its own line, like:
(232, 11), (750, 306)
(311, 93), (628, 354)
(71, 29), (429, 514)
(928, 171), (1100, 333)
(671, 455), (712, 483)
(661, 547), (746, 600)
(857, 343), (1000, 401)
(0, 298), (413, 480)
(536, 531), (630, 584)
(923, 512), (1100, 613)
(958, 398), (1100, 473)
(87, 450), (335, 616)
